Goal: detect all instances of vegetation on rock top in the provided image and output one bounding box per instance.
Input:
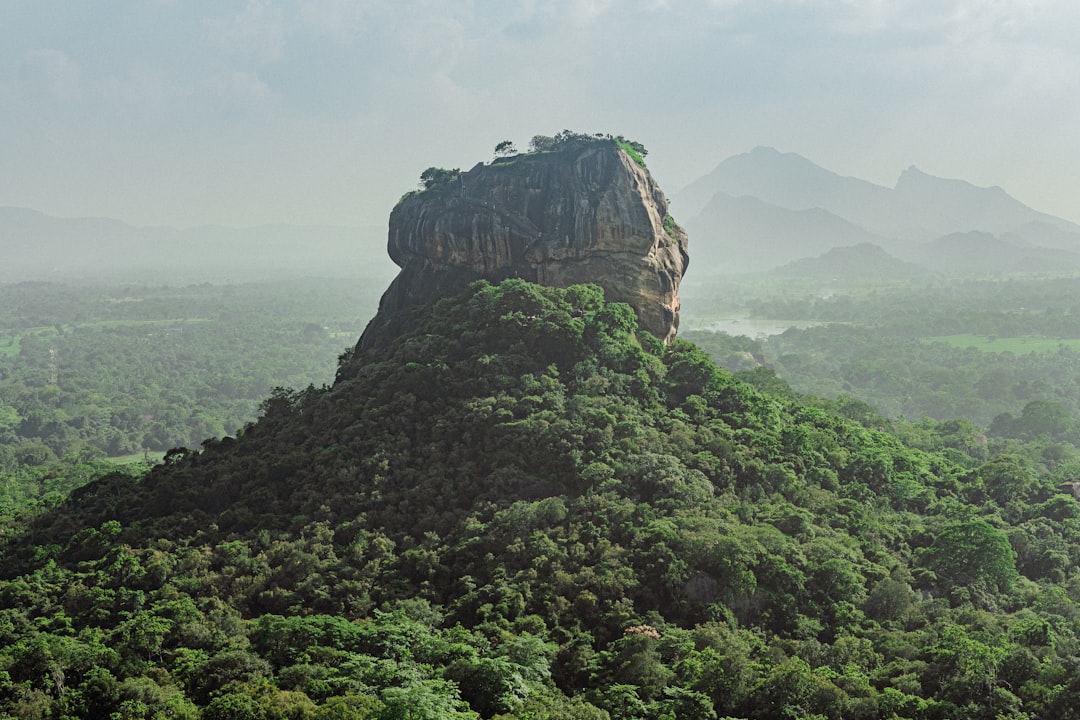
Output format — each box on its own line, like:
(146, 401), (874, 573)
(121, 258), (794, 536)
(414, 131), (650, 198)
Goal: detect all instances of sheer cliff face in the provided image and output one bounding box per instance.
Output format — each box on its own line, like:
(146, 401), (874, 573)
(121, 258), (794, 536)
(359, 142), (689, 349)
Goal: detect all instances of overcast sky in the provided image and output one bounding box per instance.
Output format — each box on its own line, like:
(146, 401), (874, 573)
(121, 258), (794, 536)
(3, 0), (1079, 228)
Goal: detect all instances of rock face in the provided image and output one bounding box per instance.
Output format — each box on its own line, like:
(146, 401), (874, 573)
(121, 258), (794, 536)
(358, 140), (689, 350)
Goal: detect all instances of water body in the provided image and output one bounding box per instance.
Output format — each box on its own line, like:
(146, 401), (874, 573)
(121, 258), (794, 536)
(683, 316), (825, 338)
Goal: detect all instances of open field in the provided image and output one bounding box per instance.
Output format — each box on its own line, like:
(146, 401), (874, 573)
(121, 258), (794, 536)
(103, 451), (166, 465)
(75, 318), (212, 329)
(0, 320), (213, 360)
(921, 334), (1080, 353)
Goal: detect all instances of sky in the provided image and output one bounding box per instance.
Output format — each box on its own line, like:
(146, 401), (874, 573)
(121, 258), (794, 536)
(3, 0), (1080, 228)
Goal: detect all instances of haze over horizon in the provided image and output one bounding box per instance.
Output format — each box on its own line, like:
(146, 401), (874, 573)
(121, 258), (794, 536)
(4, 0), (1080, 229)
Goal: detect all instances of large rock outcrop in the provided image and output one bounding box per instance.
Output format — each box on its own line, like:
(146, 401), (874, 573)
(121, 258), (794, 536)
(358, 139), (689, 350)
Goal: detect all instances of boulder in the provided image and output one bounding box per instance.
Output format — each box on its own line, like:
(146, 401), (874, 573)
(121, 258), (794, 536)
(358, 138), (689, 350)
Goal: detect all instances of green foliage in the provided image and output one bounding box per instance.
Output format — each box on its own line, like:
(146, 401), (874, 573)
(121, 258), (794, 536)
(3, 278), (1080, 719)
(684, 275), (1080, 441)
(662, 213), (677, 241)
(0, 277), (391, 544)
(528, 135), (556, 152)
(991, 399), (1076, 441)
(921, 519), (1019, 593)
(494, 140), (517, 158)
(0, 280), (372, 462)
(525, 130), (648, 167)
(613, 136), (648, 168)
(419, 167), (461, 190)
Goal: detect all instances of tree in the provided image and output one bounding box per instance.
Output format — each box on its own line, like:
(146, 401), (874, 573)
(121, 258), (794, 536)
(613, 136), (648, 167)
(315, 694), (385, 719)
(445, 656), (530, 716)
(657, 686), (717, 720)
(378, 679), (474, 719)
(978, 454), (1044, 508)
(748, 656), (846, 720)
(419, 167), (460, 190)
(494, 140), (517, 158)
(614, 135), (647, 159)
(528, 135), (556, 152)
(202, 692), (261, 720)
(922, 519), (1019, 593)
(925, 625), (1007, 705)
(863, 578), (914, 622)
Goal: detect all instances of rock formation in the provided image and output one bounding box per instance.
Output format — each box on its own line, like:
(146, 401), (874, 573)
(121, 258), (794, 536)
(358, 137), (689, 350)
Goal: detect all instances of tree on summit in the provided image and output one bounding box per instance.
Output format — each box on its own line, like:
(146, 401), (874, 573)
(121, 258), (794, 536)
(494, 140), (517, 158)
(419, 167), (460, 190)
(528, 135), (556, 152)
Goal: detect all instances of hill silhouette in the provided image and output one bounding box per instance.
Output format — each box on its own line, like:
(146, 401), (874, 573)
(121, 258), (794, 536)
(912, 230), (1080, 275)
(773, 242), (927, 280)
(679, 147), (1080, 274)
(687, 192), (887, 274)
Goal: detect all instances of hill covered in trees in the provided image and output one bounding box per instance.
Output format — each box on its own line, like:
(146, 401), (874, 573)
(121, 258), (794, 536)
(3, 279), (1080, 719)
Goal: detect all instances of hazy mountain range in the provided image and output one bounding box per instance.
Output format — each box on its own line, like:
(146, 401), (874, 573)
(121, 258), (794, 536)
(773, 242), (927, 280)
(0, 206), (393, 283)
(676, 146), (1080, 275)
(7, 146), (1080, 283)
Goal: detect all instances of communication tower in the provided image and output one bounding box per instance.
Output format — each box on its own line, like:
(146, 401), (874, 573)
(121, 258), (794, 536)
(48, 346), (58, 386)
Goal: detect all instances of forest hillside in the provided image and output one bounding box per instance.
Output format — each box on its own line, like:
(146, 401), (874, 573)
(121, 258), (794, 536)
(2, 278), (1080, 719)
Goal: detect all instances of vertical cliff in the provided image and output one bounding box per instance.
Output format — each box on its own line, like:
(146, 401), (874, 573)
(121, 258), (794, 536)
(358, 137), (689, 350)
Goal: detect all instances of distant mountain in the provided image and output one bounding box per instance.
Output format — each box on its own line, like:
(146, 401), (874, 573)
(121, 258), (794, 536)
(888, 167), (1080, 243)
(685, 191), (889, 275)
(773, 242), (928, 280)
(910, 231), (1080, 275)
(676, 148), (1080, 274)
(0, 206), (394, 283)
(676, 146), (891, 222)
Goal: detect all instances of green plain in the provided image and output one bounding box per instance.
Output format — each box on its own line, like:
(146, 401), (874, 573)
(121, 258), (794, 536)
(104, 451), (166, 465)
(922, 334), (1080, 353)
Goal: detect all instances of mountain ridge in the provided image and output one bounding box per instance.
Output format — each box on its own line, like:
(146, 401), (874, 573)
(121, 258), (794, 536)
(772, 242), (928, 280)
(677, 148), (1080, 274)
(686, 191), (889, 274)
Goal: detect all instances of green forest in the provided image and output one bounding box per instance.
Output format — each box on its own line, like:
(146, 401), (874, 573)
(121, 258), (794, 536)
(3, 277), (1080, 719)
(0, 279), (382, 526)
(683, 275), (1080, 468)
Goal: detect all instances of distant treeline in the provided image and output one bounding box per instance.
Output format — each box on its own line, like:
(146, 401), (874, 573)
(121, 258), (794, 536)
(0, 279), (384, 517)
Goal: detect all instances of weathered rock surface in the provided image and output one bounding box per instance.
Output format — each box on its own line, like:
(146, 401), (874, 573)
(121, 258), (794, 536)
(358, 140), (689, 350)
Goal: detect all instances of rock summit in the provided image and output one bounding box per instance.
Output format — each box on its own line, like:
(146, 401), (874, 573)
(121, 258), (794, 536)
(358, 134), (689, 349)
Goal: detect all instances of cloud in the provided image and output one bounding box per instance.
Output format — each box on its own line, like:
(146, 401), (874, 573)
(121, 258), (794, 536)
(21, 48), (81, 100)
(4, 0), (1080, 227)
(211, 70), (278, 105)
(829, 0), (1080, 45)
(204, 0), (287, 63)
(97, 66), (181, 119)
(565, 0), (617, 25)
(299, 0), (382, 43)
(402, 13), (467, 73)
